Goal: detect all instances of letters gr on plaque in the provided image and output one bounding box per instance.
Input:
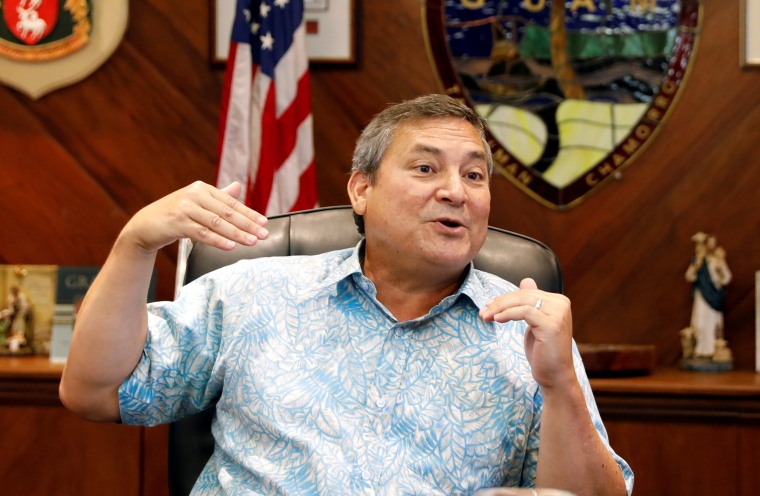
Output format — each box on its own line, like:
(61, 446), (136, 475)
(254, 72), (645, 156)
(423, 0), (701, 210)
(0, 1), (129, 99)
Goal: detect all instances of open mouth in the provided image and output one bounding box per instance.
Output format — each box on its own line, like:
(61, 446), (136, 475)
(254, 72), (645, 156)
(438, 220), (462, 228)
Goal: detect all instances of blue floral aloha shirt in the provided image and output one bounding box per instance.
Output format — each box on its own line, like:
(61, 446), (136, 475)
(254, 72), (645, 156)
(119, 243), (634, 495)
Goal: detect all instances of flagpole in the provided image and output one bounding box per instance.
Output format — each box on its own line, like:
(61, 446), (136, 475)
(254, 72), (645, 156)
(174, 238), (192, 299)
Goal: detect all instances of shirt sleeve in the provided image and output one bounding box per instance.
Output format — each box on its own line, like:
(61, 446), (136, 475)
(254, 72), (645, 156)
(518, 342), (634, 494)
(573, 341), (635, 495)
(519, 388), (541, 487)
(118, 273), (230, 426)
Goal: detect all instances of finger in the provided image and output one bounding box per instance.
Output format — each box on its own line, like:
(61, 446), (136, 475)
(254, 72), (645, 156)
(216, 183), (269, 232)
(486, 305), (545, 324)
(480, 296), (521, 321)
(168, 190), (264, 249)
(196, 189), (269, 242)
(519, 277), (538, 291)
(184, 181), (267, 231)
(207, 184), (269, 230)
(518, 278), (545, 313)
(480, 291), (544, 322)
(187, 205), (267, 248)
(207, 199), (270, 241)
(190, 221), (246, 251)
(219, 181), (243, 200)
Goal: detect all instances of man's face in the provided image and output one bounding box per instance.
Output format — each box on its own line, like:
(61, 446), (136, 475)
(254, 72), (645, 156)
(348, 117), (491, 277)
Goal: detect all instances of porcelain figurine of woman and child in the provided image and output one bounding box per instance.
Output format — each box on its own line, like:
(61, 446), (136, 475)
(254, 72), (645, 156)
(680, 232), (734, 371)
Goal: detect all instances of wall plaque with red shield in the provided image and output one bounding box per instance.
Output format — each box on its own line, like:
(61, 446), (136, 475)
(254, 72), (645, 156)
(0, 0), (126, 99)
(2, 0), (59, 46)
(0, 0), (89, 61)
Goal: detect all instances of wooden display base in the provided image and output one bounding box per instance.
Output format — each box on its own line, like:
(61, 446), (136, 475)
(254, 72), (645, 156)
(0, 347), (34, 357)
(577, 343), (657, 377)
(680, 357), (734, 372)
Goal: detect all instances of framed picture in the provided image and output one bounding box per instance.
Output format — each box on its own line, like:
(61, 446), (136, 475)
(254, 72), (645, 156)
(210, 0), (357, 65)
(741, 0), (760, 67)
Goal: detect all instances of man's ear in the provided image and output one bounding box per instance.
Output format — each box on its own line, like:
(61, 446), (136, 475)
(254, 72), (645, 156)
(347, 171), (370, 215)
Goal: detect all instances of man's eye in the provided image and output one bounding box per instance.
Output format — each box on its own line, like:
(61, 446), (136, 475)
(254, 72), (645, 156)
(417, 165), (432, 173)
(466, 172), (484, 181)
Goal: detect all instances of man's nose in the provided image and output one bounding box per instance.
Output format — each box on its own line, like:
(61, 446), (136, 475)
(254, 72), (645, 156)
(437, 173), (466, 204)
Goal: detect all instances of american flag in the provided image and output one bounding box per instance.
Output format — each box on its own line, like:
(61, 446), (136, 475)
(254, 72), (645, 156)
(216, 0), (318, 215)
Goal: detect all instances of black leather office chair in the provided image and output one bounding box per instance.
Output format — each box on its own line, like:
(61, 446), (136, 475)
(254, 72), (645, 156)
(168, 205), (562, 496)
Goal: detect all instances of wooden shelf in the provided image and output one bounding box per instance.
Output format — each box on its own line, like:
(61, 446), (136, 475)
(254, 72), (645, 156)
(0, 355), (65, 406)
(590, 367), (760, 396)
(1, 361), (758, 496)
(589, 368), (760, 421)
(590, 369), (760, 496)
(0, 355), (64, 378)
(0, 355), (169, 495)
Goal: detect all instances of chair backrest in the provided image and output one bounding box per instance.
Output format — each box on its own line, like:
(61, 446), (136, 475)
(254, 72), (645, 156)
(168, 205), (562, 495)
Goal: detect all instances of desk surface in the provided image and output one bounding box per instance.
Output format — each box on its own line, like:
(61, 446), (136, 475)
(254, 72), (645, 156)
(0, 356), (65, 405)
(589, 368), (760, 397)
(0, 355), (65, 380)
(1, 356), (759, 398)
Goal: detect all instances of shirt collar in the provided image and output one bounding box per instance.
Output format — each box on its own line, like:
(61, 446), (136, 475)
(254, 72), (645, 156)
(307, 240), (365, 294)
(337, 240), (491, 315)
(456, 264), (492, 312)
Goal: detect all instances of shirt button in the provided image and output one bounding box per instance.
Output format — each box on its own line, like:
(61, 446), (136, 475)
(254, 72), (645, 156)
(395, 328), (403, 337)
(376, 398), (386, 408)
(361, 471), (371, 481)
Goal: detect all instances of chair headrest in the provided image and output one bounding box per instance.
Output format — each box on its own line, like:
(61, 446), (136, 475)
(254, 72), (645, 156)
(184, 206), (562, 293)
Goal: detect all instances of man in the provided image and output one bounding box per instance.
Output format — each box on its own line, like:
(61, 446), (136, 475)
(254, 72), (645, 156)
(60, 94), (633, 495)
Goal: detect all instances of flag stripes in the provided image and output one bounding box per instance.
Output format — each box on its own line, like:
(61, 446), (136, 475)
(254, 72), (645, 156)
(216, 0), (317, 216)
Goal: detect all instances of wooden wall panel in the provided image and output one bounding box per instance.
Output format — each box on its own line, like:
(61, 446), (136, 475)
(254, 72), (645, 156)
(604, 419), (739, 496)
(1, 1), (759, 495)
(0, 2), (757, 361)
(310, 0), (760, 370)
(0, 406), (143, 496)
(738, 422), (760, 496)
(143, 424), (170, 496)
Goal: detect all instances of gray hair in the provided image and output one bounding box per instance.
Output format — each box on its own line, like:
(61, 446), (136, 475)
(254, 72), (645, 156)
(351, 94), (493, 234)
(351, 94), (493, 181)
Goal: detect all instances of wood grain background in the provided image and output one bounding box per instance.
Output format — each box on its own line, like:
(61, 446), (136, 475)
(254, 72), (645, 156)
(1, 0), (759, 370)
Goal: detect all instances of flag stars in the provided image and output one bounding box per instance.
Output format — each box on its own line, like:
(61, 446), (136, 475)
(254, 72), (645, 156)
(251, 22), (260, 34)
(260, 2), (271, 18)
(243, 9), (251, 22)
(260, 31), (275, 50)
(274, 0), (290, 7)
